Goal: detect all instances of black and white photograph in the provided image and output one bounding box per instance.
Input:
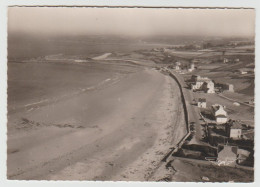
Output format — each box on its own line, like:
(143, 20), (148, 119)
(5, 5), (256, 182)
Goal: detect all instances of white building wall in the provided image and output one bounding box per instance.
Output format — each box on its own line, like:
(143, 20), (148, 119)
(195, 81), (204, 89)
(228, 85), (234, 92)
(216, 117), (228, 123)
(230, 129), (242, 139)
(198, 102), (206, 108)
(207, 82), (215, 93)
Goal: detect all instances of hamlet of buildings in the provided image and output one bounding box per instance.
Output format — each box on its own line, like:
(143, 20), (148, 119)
(190, 75), (215, 93)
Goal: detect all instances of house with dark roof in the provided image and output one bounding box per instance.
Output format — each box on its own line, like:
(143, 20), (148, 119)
(191, 75), (199, 82)
(197, 98), (206, 108)
(217, 145), (238, 166)
(225, 120), (242, 139)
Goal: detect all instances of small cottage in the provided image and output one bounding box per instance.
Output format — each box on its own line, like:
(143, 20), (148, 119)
(190, 63), (195, 70)
(228, 84), (234, 92)
(197, 98), (206, 108)
(225, 121), (242, 139)
(211, 104), (228, 124)
(217, 145), (238, 166)
(204, 81), (215, 93)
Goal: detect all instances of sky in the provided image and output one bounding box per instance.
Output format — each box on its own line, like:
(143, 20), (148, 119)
(8, 7), (255, 37)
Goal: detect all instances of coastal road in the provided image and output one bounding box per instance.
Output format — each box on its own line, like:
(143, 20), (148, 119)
(169, 71), (203, 144)
(7, 68), (186, 180)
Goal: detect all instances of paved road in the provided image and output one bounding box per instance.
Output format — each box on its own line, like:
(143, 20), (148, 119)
(169, 71), (204, 144)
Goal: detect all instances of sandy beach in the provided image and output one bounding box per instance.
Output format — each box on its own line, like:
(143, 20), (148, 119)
(7, 62), (186, 180)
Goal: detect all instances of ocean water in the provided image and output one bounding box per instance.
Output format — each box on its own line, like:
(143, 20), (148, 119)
(7, 34), (166, 112)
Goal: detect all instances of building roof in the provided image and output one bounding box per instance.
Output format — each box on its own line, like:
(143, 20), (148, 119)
(207, 80), (214, 84)
(216, 115), (227, 118)
(212, 104), (225, 112)
(218, 145), (238, 158)
(198, 98), (206, 102)
(237, 148), (250, 157)
(197, 77), (210, 81)
(229, 120), (242, 129)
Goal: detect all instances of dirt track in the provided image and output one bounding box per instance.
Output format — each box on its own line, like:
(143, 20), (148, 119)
(7, 68), (186, 180)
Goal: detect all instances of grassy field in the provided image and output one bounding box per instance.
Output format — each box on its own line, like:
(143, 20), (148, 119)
(188, 60), (254, 97)
(170, 157), (253, 182)
(192, 92), (254, 124)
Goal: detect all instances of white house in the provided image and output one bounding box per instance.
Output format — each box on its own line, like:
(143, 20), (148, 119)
(197, 98), (206, 108)
(228, 84), (234, 92)
(225, 121), (242, 139)
(202, 81), (215, 93)
(211, 104), (228, 124)
(190, 63), (195, 70)
(188, 63), (195, 72)
(230, 127), (242, 139)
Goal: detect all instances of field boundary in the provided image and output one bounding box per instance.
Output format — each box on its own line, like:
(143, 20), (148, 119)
(218, 93), (254, 108)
